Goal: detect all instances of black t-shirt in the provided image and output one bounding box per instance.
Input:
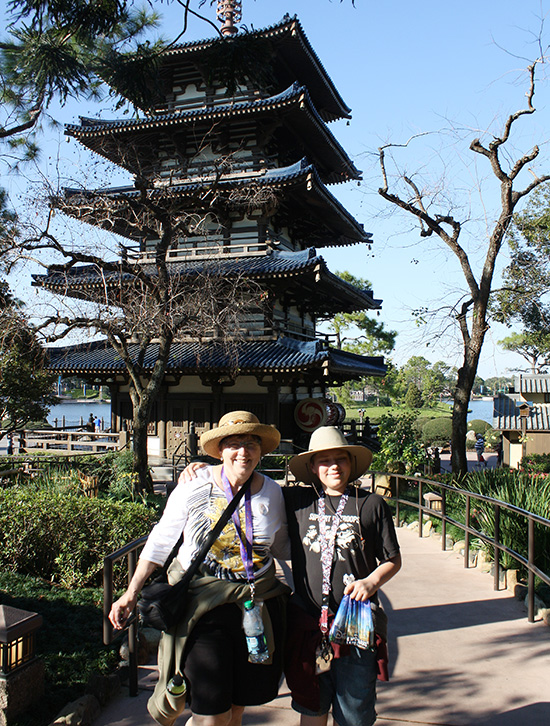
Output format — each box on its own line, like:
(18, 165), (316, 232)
(283, 485), (400, 618)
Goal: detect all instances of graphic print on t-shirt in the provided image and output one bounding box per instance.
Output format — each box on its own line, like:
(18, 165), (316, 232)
(302, 512), (360, 560)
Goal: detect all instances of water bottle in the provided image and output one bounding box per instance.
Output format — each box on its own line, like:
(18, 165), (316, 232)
(242, 599), (269, 663)
(167, 673), (187, 696)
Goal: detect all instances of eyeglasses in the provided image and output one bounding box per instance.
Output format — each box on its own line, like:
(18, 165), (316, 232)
(222, 439), (261, 451)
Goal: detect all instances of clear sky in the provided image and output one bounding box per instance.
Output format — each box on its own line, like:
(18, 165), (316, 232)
(5, 0), (550, 379)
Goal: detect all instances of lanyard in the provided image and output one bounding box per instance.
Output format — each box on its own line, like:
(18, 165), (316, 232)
(221, 467), (255, 599)
(317, 488), (349, 633)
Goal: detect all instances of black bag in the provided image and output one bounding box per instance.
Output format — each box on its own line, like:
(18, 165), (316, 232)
(137, 472), (253, 631)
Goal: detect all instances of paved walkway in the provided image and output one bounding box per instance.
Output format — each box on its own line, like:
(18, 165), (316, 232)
(93, 526), (549, 726)
(94, 529), (550, 726)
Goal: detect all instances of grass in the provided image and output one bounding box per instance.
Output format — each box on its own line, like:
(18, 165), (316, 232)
(346, 401), (452, 423)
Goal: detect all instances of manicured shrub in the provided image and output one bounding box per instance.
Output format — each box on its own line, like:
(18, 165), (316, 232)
(422, 417), (452, 447)
(404, 383), (423, 409)
(0, 487), (157, 588)
(467, 418), (492, 435)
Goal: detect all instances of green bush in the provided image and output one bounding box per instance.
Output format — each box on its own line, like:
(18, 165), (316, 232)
(0, 571), (117, 726)
(370, 410), (428, 473)
(422, 417), (452, 446)
(467, 418), (492, 435)
(0, 487), (158, 588)
(521, 453), (550, 474)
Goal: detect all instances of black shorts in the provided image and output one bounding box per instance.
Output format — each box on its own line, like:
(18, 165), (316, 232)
(182, 598), (284, 715)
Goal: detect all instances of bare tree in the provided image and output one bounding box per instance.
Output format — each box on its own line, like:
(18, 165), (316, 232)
(9, 153), (269, 491)
(378, 60), (550, 474)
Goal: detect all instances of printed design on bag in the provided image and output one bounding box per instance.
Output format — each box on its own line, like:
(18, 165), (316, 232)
(303, 513), (359, 560)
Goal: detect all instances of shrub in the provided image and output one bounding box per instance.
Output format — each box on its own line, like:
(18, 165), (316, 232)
(422, 417), (452, 447)
(370, 410), (428, 473)
(467, 419), (492, 436)
(404, 383), (423, 409)
(459, 468), (550, 573)
(0, 487), (158, 588)
(0, 571), (117, 726)
(521, 453), (550, 474)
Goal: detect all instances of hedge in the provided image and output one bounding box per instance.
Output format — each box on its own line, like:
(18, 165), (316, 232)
(422, 417), (452, 446)
(0, 488), (158, 588)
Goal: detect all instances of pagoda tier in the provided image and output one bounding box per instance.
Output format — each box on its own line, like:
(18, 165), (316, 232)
(38, 15), (387, 452)
(66, 84), (359, 185)
(33, 248), (381, 328)
(58, 160), (370, 250)
(148, 16), (351, 122)
(45, 337), (386, 387)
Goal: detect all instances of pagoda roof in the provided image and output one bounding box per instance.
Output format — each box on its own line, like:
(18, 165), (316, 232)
(60, 159), (370, 247)
(66, 83), (360, 184)
(44, 336), (387, 381)
(32, 248), (381, 316)
(158, 16), (351, 122)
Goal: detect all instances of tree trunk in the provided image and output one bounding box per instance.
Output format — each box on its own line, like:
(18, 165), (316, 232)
(451, 312), (486, 476)
(132, 416), (153, 494)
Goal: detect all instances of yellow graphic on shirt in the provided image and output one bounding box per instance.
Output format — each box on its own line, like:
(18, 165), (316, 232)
(207, 495), (262, 574)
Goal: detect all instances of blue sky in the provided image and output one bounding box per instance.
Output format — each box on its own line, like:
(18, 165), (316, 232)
(5, 0), (550, 379)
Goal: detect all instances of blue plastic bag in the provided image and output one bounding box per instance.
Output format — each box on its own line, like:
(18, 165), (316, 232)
(329, 594), (374, 649)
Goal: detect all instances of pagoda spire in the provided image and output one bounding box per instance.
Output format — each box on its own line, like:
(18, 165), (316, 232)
(217, 0), (242, 37)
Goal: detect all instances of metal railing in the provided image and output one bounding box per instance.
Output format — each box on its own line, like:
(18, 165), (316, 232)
(365, 471), (550, 623)
(103, 535), (148, 697)
(103, 469), (550, 698)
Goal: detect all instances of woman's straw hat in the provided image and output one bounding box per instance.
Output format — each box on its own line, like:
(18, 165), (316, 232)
(200, 410), (281, 459)
(289, 426), (373, 483)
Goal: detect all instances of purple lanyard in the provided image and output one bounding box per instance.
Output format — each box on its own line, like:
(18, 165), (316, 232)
(221, 467), (255, 596)
(317, 488), (349, 633)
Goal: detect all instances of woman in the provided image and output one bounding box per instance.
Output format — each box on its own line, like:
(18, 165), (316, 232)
(284, 426), (401, 726)
(109, 411), (289, 726)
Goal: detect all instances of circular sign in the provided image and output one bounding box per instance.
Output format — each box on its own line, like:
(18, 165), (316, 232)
(294, 398), (327, 432)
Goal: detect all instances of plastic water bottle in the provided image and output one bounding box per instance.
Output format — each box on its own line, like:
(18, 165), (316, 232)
(242, 600), (269, 663)
(167, 674), (187, 696)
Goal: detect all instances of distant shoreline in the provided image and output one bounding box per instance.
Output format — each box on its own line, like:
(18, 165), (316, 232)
(56, 397), (111, 404)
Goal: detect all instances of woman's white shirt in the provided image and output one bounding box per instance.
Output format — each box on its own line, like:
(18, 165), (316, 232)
(140, 466), (289, 578)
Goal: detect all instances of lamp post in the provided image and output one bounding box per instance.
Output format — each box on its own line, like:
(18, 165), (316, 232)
(518, 403), (531, 466)
(0, 605), (44, 726)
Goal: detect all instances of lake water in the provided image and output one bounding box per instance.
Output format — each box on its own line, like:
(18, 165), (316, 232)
(442, 398), (494, 425)
(47, 400), (111, 428)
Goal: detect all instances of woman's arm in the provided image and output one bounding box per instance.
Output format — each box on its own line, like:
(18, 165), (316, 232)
(344, 553), (402, 602)
(108, 558), (159, 630)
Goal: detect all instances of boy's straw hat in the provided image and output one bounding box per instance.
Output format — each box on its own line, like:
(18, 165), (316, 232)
(289, 426), (373, 483)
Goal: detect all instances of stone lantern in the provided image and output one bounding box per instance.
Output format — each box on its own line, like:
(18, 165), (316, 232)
(0, 605), (44, 726)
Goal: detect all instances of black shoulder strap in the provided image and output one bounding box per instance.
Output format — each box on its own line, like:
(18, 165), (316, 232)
(164, 470), (254, 581)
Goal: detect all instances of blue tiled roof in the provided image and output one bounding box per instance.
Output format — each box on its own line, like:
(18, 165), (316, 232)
(70, 84), (314, 131)
(45, 336), (387, 377)
(66, 85), (360, 184)
(61, 160), (370, 246)
(32, 248), (380, 311)
(160, 16), (351, 121)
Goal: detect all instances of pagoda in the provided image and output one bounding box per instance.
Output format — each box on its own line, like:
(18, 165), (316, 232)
(35, 4), (386, 456)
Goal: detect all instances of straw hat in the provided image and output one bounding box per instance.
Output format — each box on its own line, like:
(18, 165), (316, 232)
(289, 426), (373, 483)
(200, 410), (281, 458)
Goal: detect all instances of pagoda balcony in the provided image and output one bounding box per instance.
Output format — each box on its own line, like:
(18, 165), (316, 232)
(125, 238), (281, 264)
